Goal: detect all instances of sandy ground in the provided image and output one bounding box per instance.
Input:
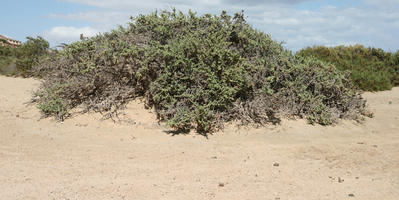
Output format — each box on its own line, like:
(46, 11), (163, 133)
(0, 75), (398, 200)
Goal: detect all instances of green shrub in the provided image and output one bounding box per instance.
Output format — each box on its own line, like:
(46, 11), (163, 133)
(392, 50), (399, 85)
(35, 85), (69, 120)
(297, 45), (399, 91)
(34, 10), (367, 133)
(0, 46), (15, 75)
(0, 36), (50, 77)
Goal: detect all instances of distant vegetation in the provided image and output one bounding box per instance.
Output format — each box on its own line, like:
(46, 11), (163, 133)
(0, 36), (50, 77)
(297, 45), (399, 91)
(31, 10), (367, 134)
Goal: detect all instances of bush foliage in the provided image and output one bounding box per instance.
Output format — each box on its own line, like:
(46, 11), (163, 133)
(0, 36), (50, 77)
(0, 45), (16, 76)
(33, 10), (367, 133)
(297, 45), (399, 91)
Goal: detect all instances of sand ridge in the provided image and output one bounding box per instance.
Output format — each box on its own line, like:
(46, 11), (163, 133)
(1, 75), (398, 200)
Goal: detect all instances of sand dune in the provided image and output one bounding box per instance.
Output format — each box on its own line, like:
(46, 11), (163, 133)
(1, 75), (398, 200)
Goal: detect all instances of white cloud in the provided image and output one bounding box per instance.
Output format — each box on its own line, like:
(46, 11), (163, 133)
(49, 12), (131, 30)
(364, 0), (399, 6)
(46, 0), (399, 51)
(43, 26), (100, 46)
(62, 0), (318, 8)
(62, 0), (178, 10)
(248, 4), (399, 51)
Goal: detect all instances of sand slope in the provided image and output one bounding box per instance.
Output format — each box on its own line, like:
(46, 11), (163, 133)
(1, 75), (398, 200)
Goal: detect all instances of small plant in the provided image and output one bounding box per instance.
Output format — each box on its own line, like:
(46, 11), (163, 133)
(34, 85), (69, 120)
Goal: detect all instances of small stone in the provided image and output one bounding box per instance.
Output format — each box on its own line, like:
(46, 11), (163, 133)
(273, 162), (279, 167)
(348, 193), (355, 197)
(218, 182), (224, 187)
(338, 177), (344, 183)
(211, 156), (217, 159)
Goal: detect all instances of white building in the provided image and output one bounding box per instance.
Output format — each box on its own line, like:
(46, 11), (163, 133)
(0, 35), (22, 48)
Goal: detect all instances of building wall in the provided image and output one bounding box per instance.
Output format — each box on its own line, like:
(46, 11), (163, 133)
(0, 35), (22, 48)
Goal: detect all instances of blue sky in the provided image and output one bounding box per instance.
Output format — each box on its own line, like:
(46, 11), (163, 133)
(1, 0), (399, 51)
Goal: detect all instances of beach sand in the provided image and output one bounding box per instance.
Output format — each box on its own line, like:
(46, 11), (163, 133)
(1, 75), (398, 200)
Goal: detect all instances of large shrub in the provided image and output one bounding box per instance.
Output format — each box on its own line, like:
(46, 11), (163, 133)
(15, 36), (50, 77)
(33, 10), (367, 133)
(297, 45), (399, 91)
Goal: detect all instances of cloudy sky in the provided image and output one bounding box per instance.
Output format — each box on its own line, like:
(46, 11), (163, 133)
(1, 0), (399, 51)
